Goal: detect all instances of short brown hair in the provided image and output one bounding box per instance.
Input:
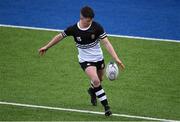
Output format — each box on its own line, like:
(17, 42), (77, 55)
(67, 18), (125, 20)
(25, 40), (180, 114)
(81, 6), (95, 19)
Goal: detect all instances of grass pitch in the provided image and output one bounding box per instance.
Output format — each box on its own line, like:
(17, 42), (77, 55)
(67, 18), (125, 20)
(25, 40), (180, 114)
(0, 27), (180, 121)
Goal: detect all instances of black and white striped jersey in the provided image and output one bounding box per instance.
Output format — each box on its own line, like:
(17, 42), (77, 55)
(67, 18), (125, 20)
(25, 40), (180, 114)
(61, 21), (107, 63)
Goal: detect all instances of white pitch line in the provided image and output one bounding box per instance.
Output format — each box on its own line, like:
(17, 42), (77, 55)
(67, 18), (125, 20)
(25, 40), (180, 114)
(0, 101), (179, 122)
(0, 24), (180, 43)
(0, 24), (63, 32)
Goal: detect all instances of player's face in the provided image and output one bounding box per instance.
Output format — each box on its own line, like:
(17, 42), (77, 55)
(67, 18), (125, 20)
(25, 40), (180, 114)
(80, 14), (92, 27)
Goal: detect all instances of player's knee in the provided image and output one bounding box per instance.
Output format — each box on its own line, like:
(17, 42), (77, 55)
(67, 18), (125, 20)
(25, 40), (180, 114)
(92, 78), (100, 87)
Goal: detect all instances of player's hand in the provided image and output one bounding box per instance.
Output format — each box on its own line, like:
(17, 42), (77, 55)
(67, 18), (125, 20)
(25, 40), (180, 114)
(115, 59), (125, 70)
(38, 46), (48, 56)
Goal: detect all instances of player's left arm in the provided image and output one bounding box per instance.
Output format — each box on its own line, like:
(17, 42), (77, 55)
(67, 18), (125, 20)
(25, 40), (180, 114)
(101, 37), (125, 70)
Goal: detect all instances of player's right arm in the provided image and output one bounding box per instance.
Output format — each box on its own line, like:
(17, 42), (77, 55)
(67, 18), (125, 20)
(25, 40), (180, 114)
(38, 33), (64, 56)
(38, 25), (73, 56)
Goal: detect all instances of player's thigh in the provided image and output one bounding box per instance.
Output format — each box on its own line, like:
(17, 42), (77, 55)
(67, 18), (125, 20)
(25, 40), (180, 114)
(97, 69), (105, 82)
(85, 66), (100, 87)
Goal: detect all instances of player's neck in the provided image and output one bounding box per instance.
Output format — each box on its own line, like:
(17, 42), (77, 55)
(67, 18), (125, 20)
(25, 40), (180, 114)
(79, 20), (92, 29)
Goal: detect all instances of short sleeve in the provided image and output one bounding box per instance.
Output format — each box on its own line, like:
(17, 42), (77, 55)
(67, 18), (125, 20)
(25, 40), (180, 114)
(61, 26), (73, 38)
(97, 24), (107, 39)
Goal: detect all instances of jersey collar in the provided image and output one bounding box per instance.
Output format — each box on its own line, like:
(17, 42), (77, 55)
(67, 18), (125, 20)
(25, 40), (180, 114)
(77, 21), (92, 31)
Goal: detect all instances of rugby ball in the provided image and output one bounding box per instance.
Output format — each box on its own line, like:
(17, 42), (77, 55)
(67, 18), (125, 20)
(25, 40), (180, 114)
(106, 61), (119, 81)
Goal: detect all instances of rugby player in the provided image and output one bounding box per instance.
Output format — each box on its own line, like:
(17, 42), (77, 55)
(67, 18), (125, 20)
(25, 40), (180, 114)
(39, 6), (125, 116)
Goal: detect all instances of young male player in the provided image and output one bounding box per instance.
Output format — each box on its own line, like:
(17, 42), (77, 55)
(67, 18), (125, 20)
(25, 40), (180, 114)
(39, 6), (125, 116)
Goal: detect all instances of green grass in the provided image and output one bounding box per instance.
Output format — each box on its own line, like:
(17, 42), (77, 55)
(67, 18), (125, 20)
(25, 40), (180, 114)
(0, 27), (180, 121)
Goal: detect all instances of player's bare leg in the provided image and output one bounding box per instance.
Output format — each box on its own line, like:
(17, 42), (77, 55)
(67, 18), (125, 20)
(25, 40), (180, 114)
(85, 66), (112, 116)
(88, 68), (104, 106)
(87, 69), (104, 106)
(87, 63), (105, 106)
(86, 66), (98, 106)
(97, 69), (105, 82)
